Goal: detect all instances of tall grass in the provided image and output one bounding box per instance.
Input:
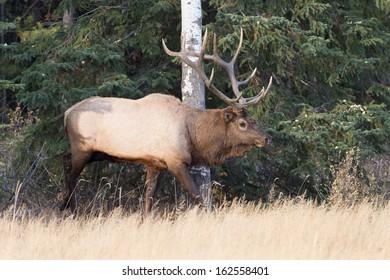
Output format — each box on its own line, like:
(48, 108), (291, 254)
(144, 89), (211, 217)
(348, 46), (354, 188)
(1, 200), (389, 259)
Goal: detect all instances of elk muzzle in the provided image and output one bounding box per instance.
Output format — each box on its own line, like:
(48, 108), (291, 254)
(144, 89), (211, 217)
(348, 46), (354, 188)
(255, 133), (272, 148)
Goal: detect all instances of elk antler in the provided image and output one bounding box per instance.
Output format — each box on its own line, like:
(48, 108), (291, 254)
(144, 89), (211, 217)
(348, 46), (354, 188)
(162, 28), (273, 108)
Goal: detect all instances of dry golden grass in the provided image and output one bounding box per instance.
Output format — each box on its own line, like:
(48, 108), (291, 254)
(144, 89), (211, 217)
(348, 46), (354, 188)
(1, 200), (389, 260)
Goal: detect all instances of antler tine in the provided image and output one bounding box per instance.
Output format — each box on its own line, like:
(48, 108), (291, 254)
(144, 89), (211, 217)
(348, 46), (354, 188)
(231, 27), (244, 68)
(226, 28), (249, 102)
(238, 76), (273, 107)
(162, 32), (190, 66)
(239, 68), (257, 86)
(161, 37), (178, 57)
(208, 67), (215, 88)
(199, 29), (208, 60)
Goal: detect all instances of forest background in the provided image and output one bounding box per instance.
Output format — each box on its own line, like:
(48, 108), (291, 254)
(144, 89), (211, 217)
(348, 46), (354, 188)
(0, 0), (390, 214)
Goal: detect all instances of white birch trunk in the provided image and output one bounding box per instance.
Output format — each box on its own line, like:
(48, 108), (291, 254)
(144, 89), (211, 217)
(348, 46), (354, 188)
(181, 0), (212, 210)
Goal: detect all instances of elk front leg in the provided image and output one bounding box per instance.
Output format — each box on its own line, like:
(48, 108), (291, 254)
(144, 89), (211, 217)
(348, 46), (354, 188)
(169, 163), (203, 206)
(144, 167), (161, 218)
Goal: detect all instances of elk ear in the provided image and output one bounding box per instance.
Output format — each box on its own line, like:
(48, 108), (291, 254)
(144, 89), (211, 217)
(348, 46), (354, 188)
(223, 108), (235, 122)
(224, 112), (234, 122)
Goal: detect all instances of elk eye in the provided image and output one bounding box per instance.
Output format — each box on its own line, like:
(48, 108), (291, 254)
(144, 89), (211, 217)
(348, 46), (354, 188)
(239, 120), (248, 130)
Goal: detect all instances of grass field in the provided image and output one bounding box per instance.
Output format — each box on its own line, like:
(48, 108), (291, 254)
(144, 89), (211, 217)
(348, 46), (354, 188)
(1, 200), (389, 259)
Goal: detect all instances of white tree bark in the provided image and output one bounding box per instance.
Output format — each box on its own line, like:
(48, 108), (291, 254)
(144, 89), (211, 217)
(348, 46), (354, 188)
(181, 0), (212, 210)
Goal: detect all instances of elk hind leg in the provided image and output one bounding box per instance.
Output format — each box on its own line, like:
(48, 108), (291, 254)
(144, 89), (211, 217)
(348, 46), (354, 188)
(60, 153), (72, 211)
(144, 167), (161, 218)
(61, 151), (91, 213)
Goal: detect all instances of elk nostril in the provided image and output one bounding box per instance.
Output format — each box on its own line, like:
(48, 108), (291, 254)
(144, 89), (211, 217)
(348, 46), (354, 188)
(264, 137), (271, 145)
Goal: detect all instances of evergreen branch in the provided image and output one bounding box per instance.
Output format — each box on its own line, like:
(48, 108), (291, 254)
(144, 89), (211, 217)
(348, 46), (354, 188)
(75, 5), (126, 21)
(19, 0), (41, 22)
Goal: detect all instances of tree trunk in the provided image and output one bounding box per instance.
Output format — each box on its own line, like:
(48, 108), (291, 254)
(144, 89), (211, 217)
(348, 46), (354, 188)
(180, 0), (212, 210)
(63, 0), (74, 28)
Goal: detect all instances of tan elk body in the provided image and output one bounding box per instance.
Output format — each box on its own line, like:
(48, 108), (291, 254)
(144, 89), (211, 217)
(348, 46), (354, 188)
(62, 29), (272, 216)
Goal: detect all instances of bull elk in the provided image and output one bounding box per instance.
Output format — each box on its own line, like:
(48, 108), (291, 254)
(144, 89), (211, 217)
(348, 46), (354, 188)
(61, 28), (273, 216)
